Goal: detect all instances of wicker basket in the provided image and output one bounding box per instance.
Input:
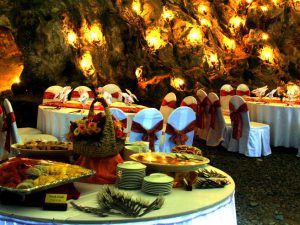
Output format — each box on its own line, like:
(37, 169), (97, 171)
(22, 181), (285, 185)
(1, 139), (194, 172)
(73, 97), (124, 158)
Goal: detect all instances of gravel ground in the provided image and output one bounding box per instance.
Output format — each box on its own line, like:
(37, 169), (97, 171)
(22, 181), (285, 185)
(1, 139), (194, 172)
(194, 141), (300, 225)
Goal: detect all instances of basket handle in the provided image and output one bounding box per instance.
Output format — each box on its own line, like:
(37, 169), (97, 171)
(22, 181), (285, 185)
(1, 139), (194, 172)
(88, 97), (108, 120)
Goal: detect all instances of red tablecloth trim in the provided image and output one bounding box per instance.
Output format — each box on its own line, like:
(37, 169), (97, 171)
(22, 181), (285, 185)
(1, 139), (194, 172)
(42, 102), (145, 113)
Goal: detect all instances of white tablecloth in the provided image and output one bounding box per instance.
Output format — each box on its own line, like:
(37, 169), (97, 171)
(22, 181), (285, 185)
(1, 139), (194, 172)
(246, 101), (300, 154)
(37, 106), (136, 141)
(0, 166), (237, 225)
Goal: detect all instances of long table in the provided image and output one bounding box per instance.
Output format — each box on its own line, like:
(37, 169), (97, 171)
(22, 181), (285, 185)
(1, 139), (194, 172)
(0, 166), (237, 225)
(246, 100), (300, 155)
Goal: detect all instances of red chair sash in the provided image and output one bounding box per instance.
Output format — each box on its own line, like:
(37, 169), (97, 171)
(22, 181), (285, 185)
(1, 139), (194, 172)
(196, 96), (209, 129)
(161, 99), (177, 108)
(71, 91), (94, 98)
(220, 90), (235, 96)
(236, 90), (250, 96)
(165, 121), (195, 145)
(43, 92), (56, 100)
(180, 102), (197, 112)
(229, 102), (248, 140)
(131, 120), (163, 151)
(3, 112), (16, 152)
(111, 92), (121, 99)
(208, 100), (221, 129)
(120, 118), (127, 128)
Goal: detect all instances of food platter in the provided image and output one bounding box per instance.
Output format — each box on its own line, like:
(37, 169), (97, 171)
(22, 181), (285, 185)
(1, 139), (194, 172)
(130, 152), (210, 172)
(0, 158), (95, 195)
(11, 141), (74, 156)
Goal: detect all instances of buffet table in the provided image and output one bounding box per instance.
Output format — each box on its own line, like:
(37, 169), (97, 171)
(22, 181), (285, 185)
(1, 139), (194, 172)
(37, 104), (142, 141)
(0, 166), (237, 225)
(246, 100), (300, 153)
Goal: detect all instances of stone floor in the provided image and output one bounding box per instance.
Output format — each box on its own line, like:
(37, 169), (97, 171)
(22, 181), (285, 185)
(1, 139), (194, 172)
(194, 141), (300, 225)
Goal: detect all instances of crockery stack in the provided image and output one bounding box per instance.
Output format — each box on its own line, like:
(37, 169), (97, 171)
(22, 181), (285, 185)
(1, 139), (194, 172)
(142, 173), (174, 195)
(116, 161), (146, 189)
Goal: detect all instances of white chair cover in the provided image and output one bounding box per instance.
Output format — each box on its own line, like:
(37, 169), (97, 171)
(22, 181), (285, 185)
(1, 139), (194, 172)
(42, 85), (63, 103)
(110, 108), (127, 131)
(227, 96), (271, 157)
(206, 93), (229, 147)
(71, 86), (94, 101)
(129, 108), (163, 152)
(161, 106), (196, 153)
(159, 92), (177, 124)
(180, 96), (198, 112)
(220, 84), (234, 114)
(195, 89), (210, 141)
(103, 84), (122, 102)
(2, 99), (58, 156)
(236, 84), (250, 97)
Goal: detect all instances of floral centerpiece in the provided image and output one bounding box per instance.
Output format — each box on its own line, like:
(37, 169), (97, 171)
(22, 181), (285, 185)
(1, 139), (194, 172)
(67, 97), (126, 158)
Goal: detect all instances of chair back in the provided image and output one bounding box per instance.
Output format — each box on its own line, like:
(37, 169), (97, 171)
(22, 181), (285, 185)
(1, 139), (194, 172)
(161, 106), (196, 152)
(103, 84), (122, 102)
(71, 86), (94, 101)
(195, 89), (210, 140)
(227, 95), (251, 153)
(180, 96), (197, 112)
(129, 108), (163, 152)
(0, 105), (8, 160)
(42, 85), (63, 103)
(236, 84), (250, 97)
(220, 84), (234, 111)
(206, 92), (225, 146)
(159, 92), (177, 124)
(110, 108), (128, 131)
(2, 99), (21, 146)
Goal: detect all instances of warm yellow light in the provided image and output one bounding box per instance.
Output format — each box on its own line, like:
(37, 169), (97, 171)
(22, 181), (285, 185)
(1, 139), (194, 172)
(259, 46), (275, 64)
(261, 33), (269, 40)
(80, 52), (95, 75)
(260, 5), (268, 12)
(84, 23), (104, 45)
(210, 54), (218, 63)
(272, 0), (279, 6)
(146, 28), (166, 50)
(198, 5), (207, 14)
(200, 19), (212, 27)
(246, 0), (253, 4)
(13, 77), (21, 84)
(223, 36), (236, 51)
(162, 7), (174, 21)
(229, 16), (245, 29)
(135, 66), (143, 79)
(132, 0), (142, 15)
(170, 77), (185, 91)
(188, 27), (202, 45)
(67, 31), (77, 47)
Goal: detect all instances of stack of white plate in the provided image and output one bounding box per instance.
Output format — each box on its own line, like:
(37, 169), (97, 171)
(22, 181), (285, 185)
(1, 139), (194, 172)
(116, 161), (146, 189)
(142, 173), (174, 195)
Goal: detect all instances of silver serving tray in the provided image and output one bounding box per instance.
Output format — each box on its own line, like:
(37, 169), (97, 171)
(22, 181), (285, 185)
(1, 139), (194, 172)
(0, 159), (95, 195)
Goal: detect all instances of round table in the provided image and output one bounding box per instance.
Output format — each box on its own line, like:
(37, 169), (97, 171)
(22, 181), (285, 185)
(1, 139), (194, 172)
(246, 101), (300, 155)
(0, 166), (237, 225)
(37, 106), (136, 141)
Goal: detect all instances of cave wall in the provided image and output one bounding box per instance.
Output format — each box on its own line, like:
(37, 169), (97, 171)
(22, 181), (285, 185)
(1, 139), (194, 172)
(0, 0), (300, 106)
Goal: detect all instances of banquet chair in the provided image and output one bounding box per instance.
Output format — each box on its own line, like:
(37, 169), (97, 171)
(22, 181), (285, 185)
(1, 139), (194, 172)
(180, 96), (198, 112)
(70, 86), (95, 101)
(110, 108), (128, 131)
(227, 95), (271, 157)
(0, 105), (9, 161)
(103, 84), (122, 102)
(206, 93), (231, 147)
(129, 108), (163, 152)
(220, 84), (235, 116)
(236, 84), (250, 97)
(42, 85), (63, 103)
(161, 106), (196, 153)
(159, 92), (177, 125)
(2, 99), (58, 155)
(195, 89), (210, 141)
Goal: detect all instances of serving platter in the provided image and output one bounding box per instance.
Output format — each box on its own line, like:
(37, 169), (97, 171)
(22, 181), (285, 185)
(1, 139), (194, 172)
(0, 158), (94, 195)
(130, 152), (209, 172)
(11, 142), (74, 156)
